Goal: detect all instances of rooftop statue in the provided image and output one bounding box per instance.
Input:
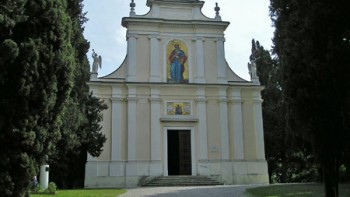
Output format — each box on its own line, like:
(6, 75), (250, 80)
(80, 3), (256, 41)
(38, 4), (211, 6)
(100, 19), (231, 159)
(91, 49), (102, 73)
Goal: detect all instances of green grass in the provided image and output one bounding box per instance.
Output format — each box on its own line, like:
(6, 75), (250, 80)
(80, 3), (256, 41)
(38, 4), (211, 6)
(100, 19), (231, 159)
(30, 189), (126, 197)
(244, 183), (350, 197)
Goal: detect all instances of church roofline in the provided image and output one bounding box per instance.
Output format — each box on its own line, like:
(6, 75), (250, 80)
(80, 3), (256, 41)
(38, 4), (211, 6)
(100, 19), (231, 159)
(122, 17), (229, 30)
(87, 80), (261, 88)
(146, 0), (202, 6)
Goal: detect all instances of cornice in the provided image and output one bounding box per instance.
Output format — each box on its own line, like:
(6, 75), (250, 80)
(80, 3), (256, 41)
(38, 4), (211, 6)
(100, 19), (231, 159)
(122, 17), (229, 30)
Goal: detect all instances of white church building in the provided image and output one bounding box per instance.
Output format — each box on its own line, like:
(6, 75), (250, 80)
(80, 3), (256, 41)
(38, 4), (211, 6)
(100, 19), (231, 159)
(85, 0), (268, 188)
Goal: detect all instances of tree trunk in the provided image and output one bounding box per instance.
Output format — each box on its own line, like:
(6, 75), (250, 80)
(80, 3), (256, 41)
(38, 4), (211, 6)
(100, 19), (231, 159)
(324, 158), (339, 197)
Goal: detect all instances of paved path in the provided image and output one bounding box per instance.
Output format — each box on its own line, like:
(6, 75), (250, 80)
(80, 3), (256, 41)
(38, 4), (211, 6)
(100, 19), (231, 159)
(119, 185), (264, 197)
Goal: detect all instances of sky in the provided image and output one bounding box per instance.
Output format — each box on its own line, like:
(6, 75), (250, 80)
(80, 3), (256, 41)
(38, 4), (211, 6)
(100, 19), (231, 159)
(83, 0), (274, 80)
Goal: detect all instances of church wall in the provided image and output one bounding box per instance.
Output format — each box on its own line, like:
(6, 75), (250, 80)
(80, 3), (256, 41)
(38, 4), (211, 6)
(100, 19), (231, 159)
(242, 90), (258, 160)
(127, 23), (227, 84)
(189, 40), (196, 83)
(92, 86), (113, 162)
(135, 87), (151, 160)
(203, 40), (219, 83)
(205, 87), (222, 160)
(227, 94), (235, 160)
(98, 99), (112, 161)
(120, 97), (128, 161)
(135, 37), (150, 82)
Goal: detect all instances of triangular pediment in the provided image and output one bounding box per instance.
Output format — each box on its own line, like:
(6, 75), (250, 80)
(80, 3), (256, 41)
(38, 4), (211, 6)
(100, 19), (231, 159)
(144, 0), (210, 20)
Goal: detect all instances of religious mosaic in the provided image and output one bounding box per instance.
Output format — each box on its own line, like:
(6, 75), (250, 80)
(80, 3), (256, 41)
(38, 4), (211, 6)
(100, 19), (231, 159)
(166, 102), (191, 115)
(166, 40), (189, 83)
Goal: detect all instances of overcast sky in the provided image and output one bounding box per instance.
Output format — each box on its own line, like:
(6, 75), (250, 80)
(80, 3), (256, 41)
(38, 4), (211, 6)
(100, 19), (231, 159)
(83, 0), (274, 80)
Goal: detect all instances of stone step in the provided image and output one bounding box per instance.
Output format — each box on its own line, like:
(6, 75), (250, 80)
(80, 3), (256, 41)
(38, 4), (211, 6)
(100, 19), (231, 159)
(140, 176), (224, 187)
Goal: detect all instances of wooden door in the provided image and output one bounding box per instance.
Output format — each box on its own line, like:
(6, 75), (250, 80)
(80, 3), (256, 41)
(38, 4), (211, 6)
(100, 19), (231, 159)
(167, 130), (192, 175)
(179, 131), (191, 175)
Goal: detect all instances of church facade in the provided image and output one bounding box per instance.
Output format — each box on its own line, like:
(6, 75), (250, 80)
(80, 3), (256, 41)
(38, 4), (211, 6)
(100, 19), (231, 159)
(85, 0), (268, 188)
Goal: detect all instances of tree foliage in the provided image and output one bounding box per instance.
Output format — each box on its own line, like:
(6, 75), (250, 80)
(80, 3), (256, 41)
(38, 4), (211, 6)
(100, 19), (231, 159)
(0, 1), (75, 195)
(270, 0), (350, 196)
(251, 39), (321, 183)
(0, 0), (107, 195)
(46, 0), (107, 189)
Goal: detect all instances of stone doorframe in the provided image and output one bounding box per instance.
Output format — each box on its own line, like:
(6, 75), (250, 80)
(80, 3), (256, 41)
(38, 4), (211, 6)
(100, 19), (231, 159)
(163, 127), (196, 176)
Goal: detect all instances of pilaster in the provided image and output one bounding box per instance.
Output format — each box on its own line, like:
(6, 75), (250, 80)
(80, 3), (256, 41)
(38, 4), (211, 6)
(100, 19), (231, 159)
(230, 89), (245, 160)
(252, 92), (265, 160)
(216, 38), (227, 84)
(196, 87), (208, 160)
(126, 34), (137, 82)
(149, 35), (161, 82)
(195, 37), (206, 83)
(150, 88), (162, 175)
(111, 87), (124, 161)
(127, 86), (137, 160)
(219, 87), (230, 160)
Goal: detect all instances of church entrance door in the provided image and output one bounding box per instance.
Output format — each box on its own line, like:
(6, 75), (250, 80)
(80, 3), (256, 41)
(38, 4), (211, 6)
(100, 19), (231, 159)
(167, 130), (192, 175)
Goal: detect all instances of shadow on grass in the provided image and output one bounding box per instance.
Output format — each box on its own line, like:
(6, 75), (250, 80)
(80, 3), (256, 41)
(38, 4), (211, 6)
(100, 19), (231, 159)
(30, 189), (126, 197)
(244, 183), (350, 197)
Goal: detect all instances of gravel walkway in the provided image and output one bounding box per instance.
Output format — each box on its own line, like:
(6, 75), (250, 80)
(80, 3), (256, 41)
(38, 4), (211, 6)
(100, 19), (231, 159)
(119, 185), (263, 197)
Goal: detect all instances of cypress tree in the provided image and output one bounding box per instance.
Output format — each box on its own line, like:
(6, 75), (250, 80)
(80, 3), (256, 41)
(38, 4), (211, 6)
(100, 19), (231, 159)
(0, 0), (75, 195)
(270, 0), (350, 196)
(48, 0), (107, 188)
(252, 39), (320, 183)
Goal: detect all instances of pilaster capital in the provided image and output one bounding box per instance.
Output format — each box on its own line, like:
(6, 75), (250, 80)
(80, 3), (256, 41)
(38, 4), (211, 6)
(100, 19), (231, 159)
(126, 33), (138, 40)
(218, 98), (228, 103)
(229, 98), (243, 104)
(244, 99), (263, 104)
(111, 97), (125, 102)
(149, 97), (161, 102)
(148, 34), (159, 40)
(195, 98), (207, 103)
(127, 97), (138, 102)
(253, 99), (264, 104)
(195, 37), (204, 41)
(215, 37), (226, 42)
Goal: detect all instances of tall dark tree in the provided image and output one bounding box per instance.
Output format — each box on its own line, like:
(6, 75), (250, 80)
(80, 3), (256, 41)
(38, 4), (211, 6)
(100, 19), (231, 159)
(270, 0), (350, 196)
(251, 39), (320, 183)
(250, 39), (286, 182)
(48, 0), (107, 189)
(0, 0), (76, 196)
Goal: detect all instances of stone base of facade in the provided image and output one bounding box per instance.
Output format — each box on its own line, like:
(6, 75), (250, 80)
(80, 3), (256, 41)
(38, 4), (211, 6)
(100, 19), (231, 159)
(84, 160), (268, 188)
(197, 160), (269, 184)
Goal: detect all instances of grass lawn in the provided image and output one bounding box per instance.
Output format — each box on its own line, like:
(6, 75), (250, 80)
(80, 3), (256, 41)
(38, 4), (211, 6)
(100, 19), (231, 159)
(244, 183), (350, 197)
(30, 189), (126, 197)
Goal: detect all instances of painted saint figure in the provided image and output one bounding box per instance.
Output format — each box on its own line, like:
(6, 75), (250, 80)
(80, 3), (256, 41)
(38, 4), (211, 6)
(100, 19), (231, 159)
(168, 44), (187, 82)
(175, 104), (182, 115)
(91, 49), (102, 73)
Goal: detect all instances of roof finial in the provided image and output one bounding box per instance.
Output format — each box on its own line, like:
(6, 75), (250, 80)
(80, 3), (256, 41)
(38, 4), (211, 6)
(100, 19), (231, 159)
(130, 0), (136, 16)
(214, 2), (221, 21)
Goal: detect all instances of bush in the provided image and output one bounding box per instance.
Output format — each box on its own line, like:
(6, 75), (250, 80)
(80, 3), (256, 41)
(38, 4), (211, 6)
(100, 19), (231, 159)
(30, 182), (57, 195)
(45, 182), (57, 194)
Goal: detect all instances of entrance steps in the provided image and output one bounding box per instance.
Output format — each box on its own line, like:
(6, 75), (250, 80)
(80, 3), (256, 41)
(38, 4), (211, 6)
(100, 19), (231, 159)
(140, 176), (224, 187)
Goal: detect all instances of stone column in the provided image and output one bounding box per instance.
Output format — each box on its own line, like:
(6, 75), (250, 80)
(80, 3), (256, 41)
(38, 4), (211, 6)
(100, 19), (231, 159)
(230, 89), (245, 160)
(219, 87), (230, 160)
(195, 38), (205, 83)
(252, 91), (266, 160)
(149, 88), (162, 175)
(196, 87), (208, 160)
(216, 38), (227, 84)
(149, 35), (161, 82)
(126, 34), (137, 82)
